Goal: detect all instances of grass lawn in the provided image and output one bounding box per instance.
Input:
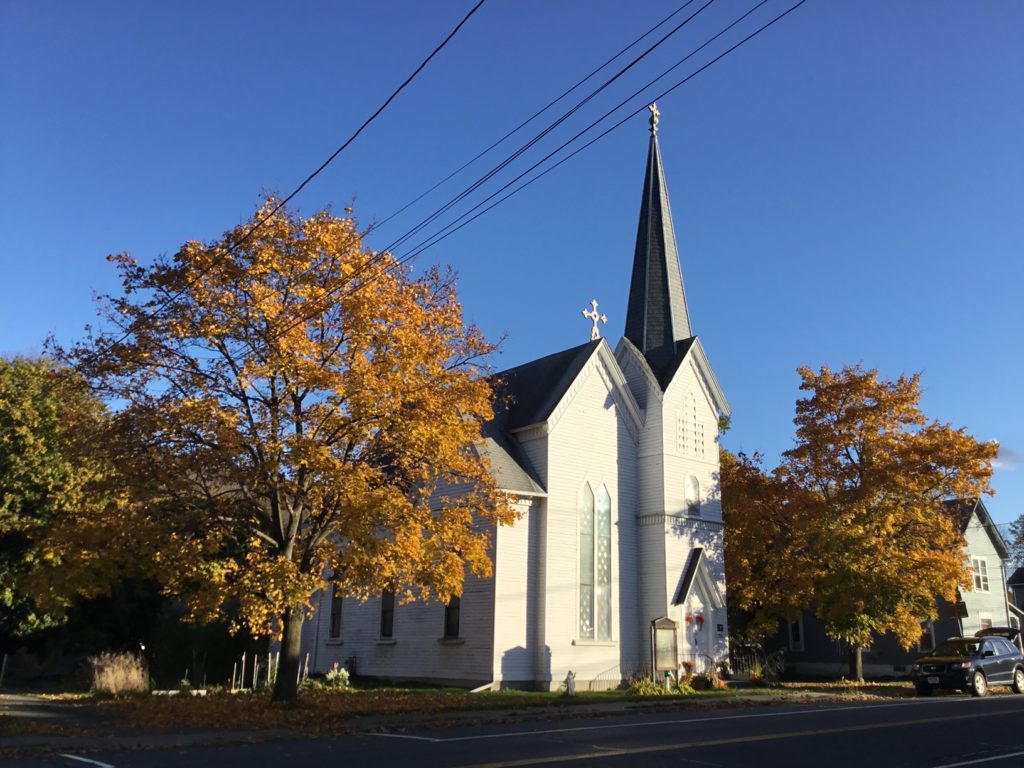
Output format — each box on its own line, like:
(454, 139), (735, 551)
(0, 679), (923, 742)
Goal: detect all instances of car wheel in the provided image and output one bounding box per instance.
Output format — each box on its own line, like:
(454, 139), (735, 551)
(914, 684), (933, 697)
(970, 670), (988, 697)
(1012, 668), (1024, 695)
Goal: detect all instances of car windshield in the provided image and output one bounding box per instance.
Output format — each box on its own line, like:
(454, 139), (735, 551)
(932, 640), (981, 657)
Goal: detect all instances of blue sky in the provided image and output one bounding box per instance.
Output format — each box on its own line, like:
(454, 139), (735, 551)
(2, 1), (1021, 527)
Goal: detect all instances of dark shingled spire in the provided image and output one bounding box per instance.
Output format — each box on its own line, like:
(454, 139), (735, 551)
(623, 118), (693, 375)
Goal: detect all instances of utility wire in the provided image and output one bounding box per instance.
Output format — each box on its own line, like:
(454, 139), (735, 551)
(265, 0), (808, 346)
(89, 0), (487, 356)
(396, 0), (798, 266)
(258, 0), (713, 344)
(368, 1), (696, 236)
(326, 0), (711, 310)
(378, 0), (713, 258)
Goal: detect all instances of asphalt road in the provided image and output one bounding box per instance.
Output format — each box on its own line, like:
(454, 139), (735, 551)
(7, 693), (1024, 768)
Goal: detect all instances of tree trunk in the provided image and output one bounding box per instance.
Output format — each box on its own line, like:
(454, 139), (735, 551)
(848, 645), (864, 683)
(272, 605), (305, 704)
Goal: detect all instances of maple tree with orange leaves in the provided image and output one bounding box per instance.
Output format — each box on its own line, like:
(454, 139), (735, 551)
(58, 198), (515, 702)
(723, 365), (997, 681)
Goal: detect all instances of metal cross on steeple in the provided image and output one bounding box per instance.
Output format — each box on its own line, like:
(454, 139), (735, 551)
(648, 102), (659, 135)
(581, 299), (608, 340)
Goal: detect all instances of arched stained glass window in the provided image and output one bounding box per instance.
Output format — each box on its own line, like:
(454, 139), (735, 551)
(579, 483), (612, 641)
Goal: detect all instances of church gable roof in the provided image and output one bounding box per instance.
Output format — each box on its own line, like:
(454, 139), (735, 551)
(649, 337), (697, 391)
(473, 429), (545, 496)
(490, 340), (602, 430)
(616, 334), (730, 418)
(481, 339), (641, 492)
(672, 547), (725, 610)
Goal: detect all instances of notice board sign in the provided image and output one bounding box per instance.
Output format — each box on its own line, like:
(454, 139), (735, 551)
(651, 616), (678, 674)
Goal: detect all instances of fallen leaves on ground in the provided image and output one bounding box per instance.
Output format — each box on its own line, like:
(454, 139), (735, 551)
(99, 689), (601, 736)
(779, 681), (916, 699)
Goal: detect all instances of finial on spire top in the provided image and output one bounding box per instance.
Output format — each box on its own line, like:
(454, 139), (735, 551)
(648, 103), (659, 135)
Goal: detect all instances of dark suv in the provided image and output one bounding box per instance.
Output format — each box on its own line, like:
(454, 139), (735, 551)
(911, 636), (1024, 696)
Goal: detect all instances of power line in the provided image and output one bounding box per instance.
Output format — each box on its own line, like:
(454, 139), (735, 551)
(326, 0), (713, 315)
(367, 1), (697, 237)
(396, 0), (799, 266)
(87, 0), (487, 358)
(378, 0), (713, 257)
(265, 0), (809, 346)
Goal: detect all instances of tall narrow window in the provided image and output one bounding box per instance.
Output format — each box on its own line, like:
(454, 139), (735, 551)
(788, 614), (804, 652)
(918, 620), (935, 652)
(380, 590), (395, 638)
(595, 485), (612, 641)
(443, 596), (461, 639)
(579, 483), (612, 641)
(972, 558), (989, 592)
(685, 476), (700, 516)
(329, 585), (343, 639)
(579, 484), (595, 639)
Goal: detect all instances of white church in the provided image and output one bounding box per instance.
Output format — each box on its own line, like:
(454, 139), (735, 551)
(300, 108), (731, 690)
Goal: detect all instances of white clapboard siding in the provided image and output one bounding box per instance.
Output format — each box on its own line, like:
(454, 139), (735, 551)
(492, 497), (543, 685)
(302, 565), (495, 686)
(536, 350), (641, 689)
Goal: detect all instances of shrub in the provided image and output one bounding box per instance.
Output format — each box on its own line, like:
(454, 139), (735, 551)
(628, 673), (695, 696)
(301, 661), (351, 692)
(88, 652), (149, 696)
(324, 662), (350, 688)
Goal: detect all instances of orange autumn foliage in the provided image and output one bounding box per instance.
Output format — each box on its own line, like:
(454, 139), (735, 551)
(60, 198), (516, 701)
(724, 365), (996, 653)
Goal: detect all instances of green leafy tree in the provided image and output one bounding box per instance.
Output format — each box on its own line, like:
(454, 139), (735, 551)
(0, 357), (119, 639)
(724, 365), (997, 680)
(1008, 514), (1024, 569)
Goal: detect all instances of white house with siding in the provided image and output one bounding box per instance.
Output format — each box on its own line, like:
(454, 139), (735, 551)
(299, 111), (731, 690)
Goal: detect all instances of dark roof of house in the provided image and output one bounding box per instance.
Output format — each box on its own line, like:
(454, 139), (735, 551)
(943, 498), (978, 533)
(1008, 567), (1024, 587)
(942, 497), (1010, 559)
(623, 132), (693, 378)
(489, 340), (600, 431)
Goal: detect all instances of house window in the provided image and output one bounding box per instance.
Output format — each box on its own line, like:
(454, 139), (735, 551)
(329, 585), (343, 639)
(972, 558), (989, 592)
(579, 483), (612, 641)
(788, 614), (804, 652)
(443, 596), (461, 639)
(380, 590), (395, 638)
(979, 612), (992, 631)
(918, 620), (935, 652)
(685, 476), (700, 516)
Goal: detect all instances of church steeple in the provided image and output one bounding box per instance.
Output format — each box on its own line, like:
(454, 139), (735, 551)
(623, 104), (693, 374)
